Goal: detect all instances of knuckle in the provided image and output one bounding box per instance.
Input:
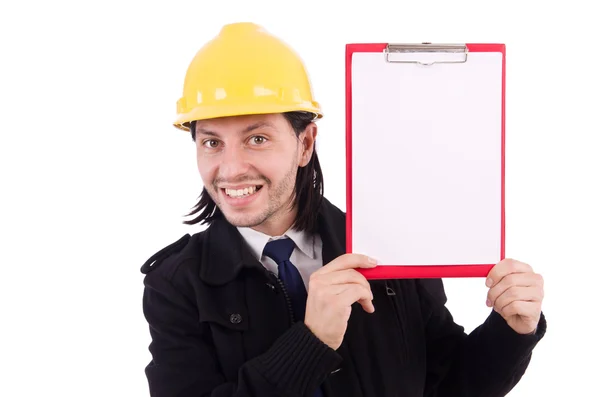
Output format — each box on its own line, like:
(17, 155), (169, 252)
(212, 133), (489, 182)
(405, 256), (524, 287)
(494, 294), (505, 308)
(498, 303), (508, 316)
(513, 300), (525, 312)
(504, 301), (518, 315)
(359, 286), (370, 299)
(315, 287), (327, 299)
(501, 306), (513, 317)
(358, 275), (369, 286)
(535, 273), (544, 286)
(309, 273), (322, 285)
(503, 274), (516, 288)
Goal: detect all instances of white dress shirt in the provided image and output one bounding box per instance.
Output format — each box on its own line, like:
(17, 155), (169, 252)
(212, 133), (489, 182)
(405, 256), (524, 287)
(237, 226), (323, 289)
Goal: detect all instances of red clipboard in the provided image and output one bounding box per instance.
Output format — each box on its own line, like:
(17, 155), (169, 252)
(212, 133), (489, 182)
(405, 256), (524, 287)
(345, 43), (506, 279)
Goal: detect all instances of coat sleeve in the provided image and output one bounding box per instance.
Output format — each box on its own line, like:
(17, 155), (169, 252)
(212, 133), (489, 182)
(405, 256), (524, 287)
(142, 270), (342, 397)
(416, 278), (546, 397)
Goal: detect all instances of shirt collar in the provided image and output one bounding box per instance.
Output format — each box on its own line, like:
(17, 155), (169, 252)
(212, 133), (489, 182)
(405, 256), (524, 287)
(285, 227), (316, 259)
(237, 225), (316, 261)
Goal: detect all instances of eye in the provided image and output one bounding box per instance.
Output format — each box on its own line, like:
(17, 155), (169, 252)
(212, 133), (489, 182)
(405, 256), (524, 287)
(250, 136), (267, 145)
(202, 139), (220, 149)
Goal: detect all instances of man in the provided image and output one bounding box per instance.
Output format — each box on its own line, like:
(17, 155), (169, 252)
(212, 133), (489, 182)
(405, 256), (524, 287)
(141, 22), (546, 397)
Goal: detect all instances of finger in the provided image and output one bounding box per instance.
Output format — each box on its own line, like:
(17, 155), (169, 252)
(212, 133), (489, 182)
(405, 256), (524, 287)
(499, 300), (540, 319)
(492, 285), (544, 312)
(486, 258), (533, 288)
(310, 283), (373, 302)
(318, 253), (377, 275)
(311, 269), (371, 291)
(313, 283), (364, 296)
(336, 284), (375, 313)
(487, 272), (543, 306)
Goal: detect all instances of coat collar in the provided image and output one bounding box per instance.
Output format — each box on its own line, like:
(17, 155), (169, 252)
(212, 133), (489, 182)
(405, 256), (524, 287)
(198, 197), (346, 285)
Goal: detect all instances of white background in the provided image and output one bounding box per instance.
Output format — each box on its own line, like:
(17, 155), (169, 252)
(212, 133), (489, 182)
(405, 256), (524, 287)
(1, 0), (598, 396)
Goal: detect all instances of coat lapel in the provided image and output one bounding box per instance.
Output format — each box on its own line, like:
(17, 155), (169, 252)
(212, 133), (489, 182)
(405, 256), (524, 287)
(198, 217), (267, 285)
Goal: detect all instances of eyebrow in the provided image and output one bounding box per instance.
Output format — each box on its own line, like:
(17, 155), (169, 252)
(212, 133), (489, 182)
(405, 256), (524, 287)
(196, 122), (275, 137)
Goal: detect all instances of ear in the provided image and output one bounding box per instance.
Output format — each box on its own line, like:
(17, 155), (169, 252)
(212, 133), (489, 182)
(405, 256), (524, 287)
(297, 122), (317, 167)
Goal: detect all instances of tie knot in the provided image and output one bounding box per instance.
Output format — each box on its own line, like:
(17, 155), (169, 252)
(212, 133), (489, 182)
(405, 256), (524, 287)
(263, 238), (295, 264)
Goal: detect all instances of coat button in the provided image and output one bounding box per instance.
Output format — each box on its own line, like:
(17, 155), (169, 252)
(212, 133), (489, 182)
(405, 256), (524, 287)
(230, 313), (242, 324)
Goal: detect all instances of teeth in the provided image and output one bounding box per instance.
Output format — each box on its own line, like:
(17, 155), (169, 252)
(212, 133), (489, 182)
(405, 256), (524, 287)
(225, 186), (259, 198)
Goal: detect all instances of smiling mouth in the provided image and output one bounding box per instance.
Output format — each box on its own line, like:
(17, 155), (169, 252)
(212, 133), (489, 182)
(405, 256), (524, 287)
(222, 185), (263, 198)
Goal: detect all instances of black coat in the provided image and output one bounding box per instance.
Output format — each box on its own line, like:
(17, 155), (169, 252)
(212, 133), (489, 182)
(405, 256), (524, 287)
(141, 198), (546, 397)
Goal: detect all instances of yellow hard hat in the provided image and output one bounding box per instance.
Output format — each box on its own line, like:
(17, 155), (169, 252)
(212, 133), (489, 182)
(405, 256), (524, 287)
(174, 22), (322, 131)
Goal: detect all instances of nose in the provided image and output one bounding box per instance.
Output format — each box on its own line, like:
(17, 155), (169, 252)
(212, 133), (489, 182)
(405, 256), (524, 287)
(218, 144), (251, 181)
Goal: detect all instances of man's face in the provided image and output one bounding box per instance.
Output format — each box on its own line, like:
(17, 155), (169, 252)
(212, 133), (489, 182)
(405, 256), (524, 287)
(194, 113), (315, 234)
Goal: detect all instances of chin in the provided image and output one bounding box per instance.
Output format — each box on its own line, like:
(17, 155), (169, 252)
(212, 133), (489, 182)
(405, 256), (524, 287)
(222, 212), (268, 229)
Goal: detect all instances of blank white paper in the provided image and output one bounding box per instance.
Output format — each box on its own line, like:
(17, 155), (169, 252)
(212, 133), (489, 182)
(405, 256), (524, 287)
(350, 51), (503, 266)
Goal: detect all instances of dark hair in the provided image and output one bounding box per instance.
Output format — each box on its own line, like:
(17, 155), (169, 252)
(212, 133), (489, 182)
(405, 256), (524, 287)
(183, 111), (324, 234)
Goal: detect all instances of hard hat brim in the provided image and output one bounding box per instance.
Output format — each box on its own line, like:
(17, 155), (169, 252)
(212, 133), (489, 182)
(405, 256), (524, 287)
(174, 102), (323, 132)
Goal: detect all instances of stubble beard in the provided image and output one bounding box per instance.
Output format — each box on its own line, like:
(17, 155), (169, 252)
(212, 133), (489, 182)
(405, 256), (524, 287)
(210, 157), (299, 229)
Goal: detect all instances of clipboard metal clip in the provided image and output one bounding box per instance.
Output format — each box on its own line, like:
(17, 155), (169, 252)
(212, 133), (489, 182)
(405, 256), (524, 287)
(384, 43), (468, 65)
